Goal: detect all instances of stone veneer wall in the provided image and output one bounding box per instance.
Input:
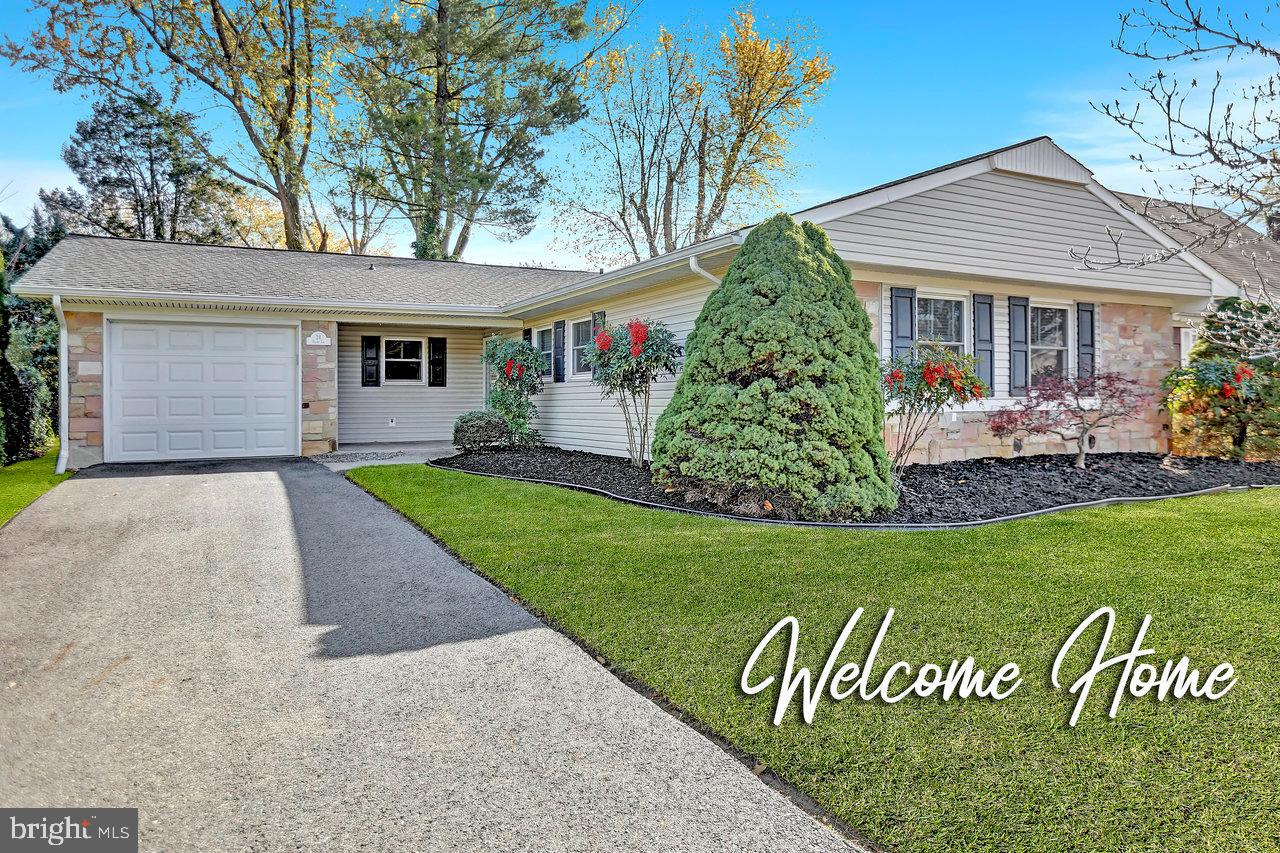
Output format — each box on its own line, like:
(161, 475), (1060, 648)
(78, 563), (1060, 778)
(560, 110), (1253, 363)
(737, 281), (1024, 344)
(65, 310), (105, 469)
(300, 319), (339, 455)
(888, 302), (1178, 465)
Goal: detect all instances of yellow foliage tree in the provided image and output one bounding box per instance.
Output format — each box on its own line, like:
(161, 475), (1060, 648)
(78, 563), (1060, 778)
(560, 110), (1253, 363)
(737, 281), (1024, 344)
(558, 8), (832, 265)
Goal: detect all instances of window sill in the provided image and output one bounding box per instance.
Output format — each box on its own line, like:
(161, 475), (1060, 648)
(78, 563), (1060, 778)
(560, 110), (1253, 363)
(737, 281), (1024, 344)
(939, 397), (1102, 416)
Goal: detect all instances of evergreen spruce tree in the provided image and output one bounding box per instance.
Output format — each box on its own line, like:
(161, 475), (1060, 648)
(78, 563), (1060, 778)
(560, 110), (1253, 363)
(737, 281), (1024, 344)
(651, 213), (897, 520)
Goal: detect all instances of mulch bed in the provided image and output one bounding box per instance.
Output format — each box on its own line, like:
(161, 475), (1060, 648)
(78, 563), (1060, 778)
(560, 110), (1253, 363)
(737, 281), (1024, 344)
(433, 447), (1280, 525)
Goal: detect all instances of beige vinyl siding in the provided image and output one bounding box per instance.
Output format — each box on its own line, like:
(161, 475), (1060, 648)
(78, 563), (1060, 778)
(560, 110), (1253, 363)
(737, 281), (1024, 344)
(824, 171), (1210, 295)
(337, 325), (485, 444)
(521, 275), (717, 457)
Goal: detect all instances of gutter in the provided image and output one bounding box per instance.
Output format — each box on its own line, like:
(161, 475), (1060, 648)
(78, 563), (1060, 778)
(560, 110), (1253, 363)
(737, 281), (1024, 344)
(11, 285), (520, 320)
(52, 294), (69, 474)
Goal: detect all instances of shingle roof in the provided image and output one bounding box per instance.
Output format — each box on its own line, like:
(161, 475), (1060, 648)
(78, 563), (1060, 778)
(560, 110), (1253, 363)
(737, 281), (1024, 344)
(1114, 192), (1280, 289)
(15, 234), (593, 308)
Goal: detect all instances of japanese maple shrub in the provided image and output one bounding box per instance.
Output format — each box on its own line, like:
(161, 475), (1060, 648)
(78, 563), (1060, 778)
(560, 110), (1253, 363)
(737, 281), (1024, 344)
(650, 213), (897, 521)
(883, 347), (987, 473)
(584, 318), (681, 466)
(987, 373), (1151, 469)
(482, 337), (546, 446)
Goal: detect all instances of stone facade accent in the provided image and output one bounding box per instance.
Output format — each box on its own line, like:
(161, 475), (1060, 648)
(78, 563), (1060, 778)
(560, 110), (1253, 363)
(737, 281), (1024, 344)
(301, 319), (339, 455)
(887, 302), (1178, 465)
(64, 310), (105, 469)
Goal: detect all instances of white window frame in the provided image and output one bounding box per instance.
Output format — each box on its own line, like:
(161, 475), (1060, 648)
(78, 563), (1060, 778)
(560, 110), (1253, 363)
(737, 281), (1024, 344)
(535, 326), (554, 378)
(382, 336), (425, 385)
(570, 317), (593, 376)
(914, 290), (969, 355)
(1027, 301), (1073, 388)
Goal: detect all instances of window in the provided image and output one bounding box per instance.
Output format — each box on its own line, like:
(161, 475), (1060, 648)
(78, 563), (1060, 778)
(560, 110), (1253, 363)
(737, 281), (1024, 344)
(916, 296), (965, 355)
(383, 338), (423, 383)
(571, 319), (592, 374)
(536, 328), (553, 377)
(1029, 306), (1069, 386)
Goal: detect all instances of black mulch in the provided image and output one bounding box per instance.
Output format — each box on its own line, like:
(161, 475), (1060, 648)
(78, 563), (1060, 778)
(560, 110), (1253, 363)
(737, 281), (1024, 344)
(433, 447), (1280, 525)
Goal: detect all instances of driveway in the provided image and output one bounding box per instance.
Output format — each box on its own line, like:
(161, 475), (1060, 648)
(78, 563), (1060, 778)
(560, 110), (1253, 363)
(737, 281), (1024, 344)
(0, 458), (852, 852)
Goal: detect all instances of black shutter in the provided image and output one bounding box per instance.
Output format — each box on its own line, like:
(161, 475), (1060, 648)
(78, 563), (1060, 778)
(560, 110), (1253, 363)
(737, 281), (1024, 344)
(427, 337), (447, 387)
(552, 320), (566, 382)
(591, 310), (606, 379)
(890, 287), (916, 358)
(972, 294), (994, 389)
(1009, 296), (1030, 396)
(522, 328), (532, 344)
(1076, 303), (1096, 379)
(361, 335), (381, 387)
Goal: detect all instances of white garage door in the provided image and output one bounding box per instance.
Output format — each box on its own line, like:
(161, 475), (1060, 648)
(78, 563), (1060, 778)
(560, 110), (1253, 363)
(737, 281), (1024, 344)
(107, 321), (299, 462)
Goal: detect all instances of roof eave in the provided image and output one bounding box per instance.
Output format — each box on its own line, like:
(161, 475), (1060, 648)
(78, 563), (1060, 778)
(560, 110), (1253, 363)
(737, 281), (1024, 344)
(12, 284), (524, 326)
(501, 232), (746, 317)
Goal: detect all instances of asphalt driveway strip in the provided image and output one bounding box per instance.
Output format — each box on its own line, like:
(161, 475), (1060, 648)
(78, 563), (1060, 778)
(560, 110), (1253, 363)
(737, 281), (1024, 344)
(0, 458), (854, 852)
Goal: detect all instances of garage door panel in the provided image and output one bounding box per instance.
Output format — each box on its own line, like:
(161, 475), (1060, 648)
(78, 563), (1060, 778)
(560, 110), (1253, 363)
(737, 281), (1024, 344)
(165, 396), (204, 418)
(212, 362), (247, 382)
(252, 395), (287, 416)
(118, 360), (160, 384)
(119, 396), (159, 418)
(108, 321), (298, 462)
(253, 329), (292, 351)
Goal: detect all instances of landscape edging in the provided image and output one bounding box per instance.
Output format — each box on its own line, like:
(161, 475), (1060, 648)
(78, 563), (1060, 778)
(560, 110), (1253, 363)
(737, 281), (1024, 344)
(425, 458), (1278, 530)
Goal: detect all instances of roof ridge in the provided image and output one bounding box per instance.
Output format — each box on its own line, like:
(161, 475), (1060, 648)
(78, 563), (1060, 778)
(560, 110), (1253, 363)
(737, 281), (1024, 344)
(58, 232), (594, 275)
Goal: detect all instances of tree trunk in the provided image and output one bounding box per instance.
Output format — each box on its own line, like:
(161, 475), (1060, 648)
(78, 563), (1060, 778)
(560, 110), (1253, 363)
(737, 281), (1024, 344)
(1075, 433), (1089, 469)
(279, 183), (304, 251)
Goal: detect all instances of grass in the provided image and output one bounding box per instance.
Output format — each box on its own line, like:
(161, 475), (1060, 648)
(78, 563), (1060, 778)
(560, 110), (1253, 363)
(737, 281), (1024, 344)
(349, 464), (1280, 851)
(0, 441), (71, 527)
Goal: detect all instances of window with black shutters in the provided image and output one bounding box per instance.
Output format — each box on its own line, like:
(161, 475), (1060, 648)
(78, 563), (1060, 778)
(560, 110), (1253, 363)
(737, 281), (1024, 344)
(383, 338), (424, 383)
(427, 337), (447, 387)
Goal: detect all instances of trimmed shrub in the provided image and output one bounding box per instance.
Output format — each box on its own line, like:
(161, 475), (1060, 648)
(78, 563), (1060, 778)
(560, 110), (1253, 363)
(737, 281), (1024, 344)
(651, 213), (897, 520)
(453, 409), (513, 451)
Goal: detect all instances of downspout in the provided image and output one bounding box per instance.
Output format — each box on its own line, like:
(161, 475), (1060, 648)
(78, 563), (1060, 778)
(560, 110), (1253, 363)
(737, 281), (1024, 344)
(688, 255), (721, 285)
(52, 294), (69, 474)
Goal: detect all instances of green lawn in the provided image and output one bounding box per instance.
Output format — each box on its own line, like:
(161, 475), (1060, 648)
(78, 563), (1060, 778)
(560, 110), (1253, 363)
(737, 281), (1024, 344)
(0, 442), (71, 527)
(349, 464), (1280, 851)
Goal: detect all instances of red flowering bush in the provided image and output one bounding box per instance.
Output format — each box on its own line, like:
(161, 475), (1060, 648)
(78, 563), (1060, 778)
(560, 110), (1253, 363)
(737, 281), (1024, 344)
(584, 318), (681, 466)
(482, 337), (546, 446)
(1162, 356), (1279, 457)
(988, 373), (1151, 468)
(882, 347), (987, 473)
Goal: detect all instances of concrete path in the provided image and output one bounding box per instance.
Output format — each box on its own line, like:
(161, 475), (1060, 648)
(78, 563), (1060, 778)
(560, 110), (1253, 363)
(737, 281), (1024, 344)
(0, 459), (853, 852)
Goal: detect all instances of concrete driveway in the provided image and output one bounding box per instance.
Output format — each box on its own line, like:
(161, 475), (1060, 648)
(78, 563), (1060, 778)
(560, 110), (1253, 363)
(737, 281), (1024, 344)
(0, 458), (853, 852)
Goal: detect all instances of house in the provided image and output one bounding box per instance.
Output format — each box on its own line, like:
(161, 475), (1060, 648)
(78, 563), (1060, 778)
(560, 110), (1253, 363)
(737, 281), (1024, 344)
(13, 136), (1241, 472)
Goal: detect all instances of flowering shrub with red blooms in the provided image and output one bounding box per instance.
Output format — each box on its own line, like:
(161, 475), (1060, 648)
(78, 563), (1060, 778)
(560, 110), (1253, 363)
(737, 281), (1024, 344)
(987, 372), (1151, 469)
(882, 346), (987, 473)
(584, 318), (681, 466)
(1162, 356), (1279, 457)
(482, 337), (546, 446)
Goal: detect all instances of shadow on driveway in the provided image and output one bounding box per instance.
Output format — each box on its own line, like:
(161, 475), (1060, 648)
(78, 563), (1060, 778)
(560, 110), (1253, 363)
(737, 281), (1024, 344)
(76, 457), (535, 658)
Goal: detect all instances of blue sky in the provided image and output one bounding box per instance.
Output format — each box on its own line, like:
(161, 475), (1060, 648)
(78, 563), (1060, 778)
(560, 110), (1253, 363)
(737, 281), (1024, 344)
(0, 0), (1189, 265)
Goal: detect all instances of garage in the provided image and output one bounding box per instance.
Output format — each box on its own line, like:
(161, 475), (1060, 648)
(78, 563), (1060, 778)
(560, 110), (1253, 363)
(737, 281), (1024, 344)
(106, 320), (299, 462)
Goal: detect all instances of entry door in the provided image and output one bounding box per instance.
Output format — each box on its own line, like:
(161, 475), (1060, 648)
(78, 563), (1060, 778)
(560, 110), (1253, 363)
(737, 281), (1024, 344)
(106, 321), (299, 462)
